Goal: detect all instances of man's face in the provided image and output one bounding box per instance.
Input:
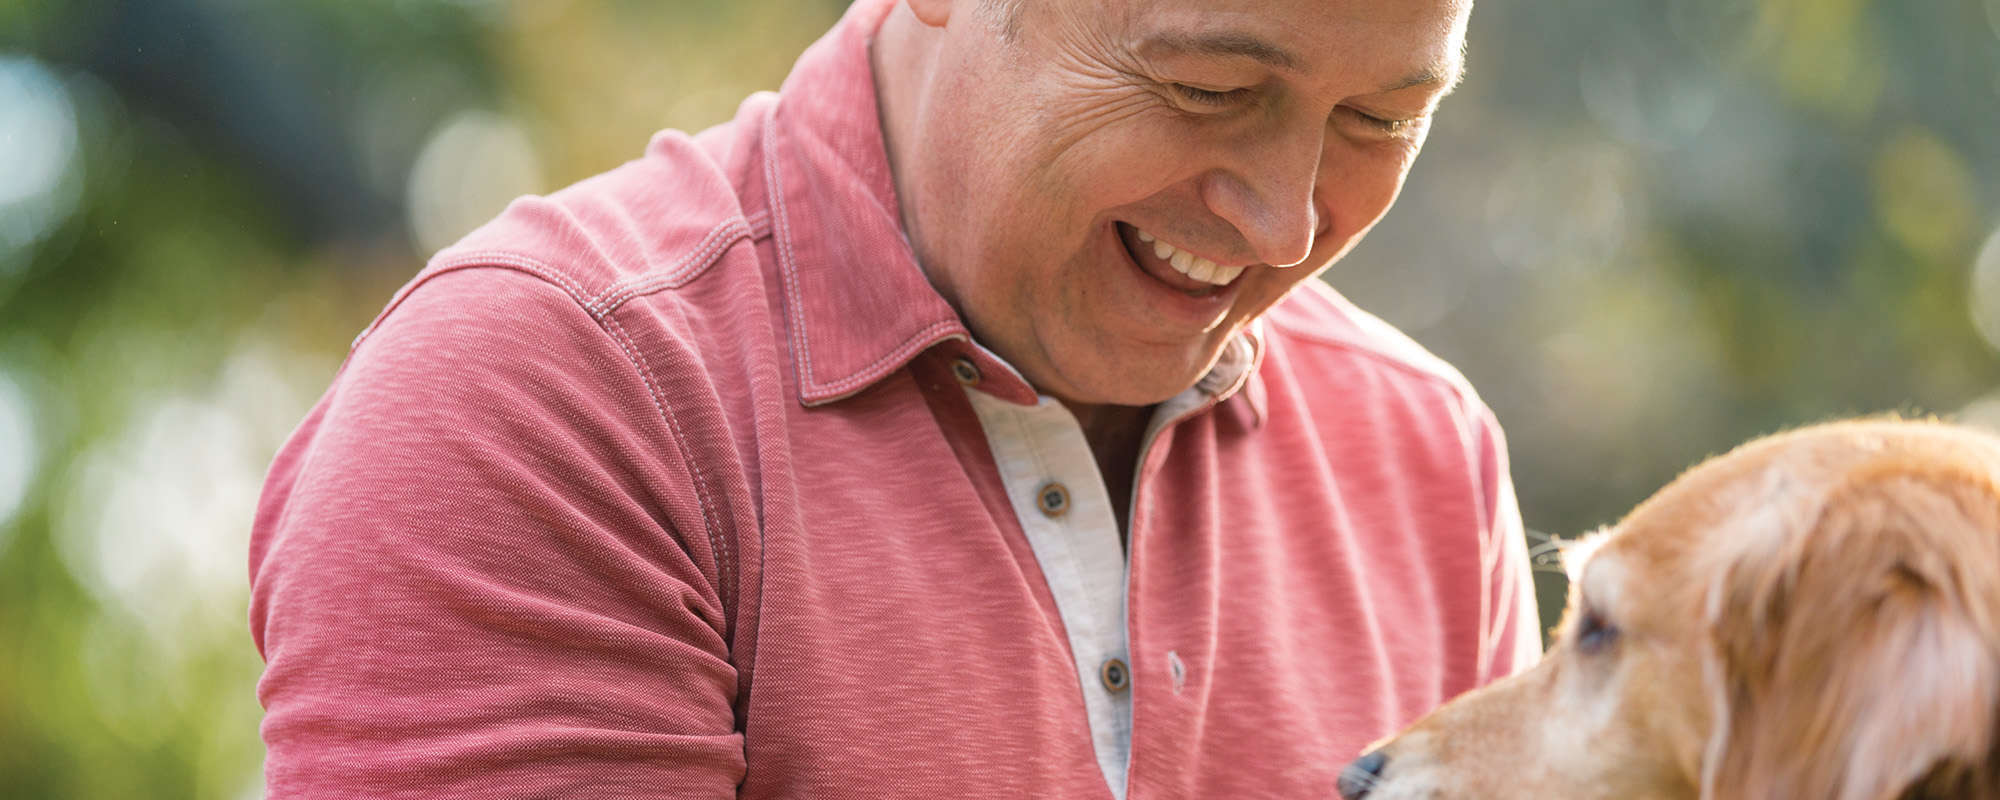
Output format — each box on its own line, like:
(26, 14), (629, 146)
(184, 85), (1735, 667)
(899, 0), (1470, 407)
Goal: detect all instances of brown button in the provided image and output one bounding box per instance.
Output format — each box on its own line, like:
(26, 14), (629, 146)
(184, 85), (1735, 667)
(950, 358), (981, 387)
(1100, 658), (1130, 693)
(1035, 481), (1070, 518)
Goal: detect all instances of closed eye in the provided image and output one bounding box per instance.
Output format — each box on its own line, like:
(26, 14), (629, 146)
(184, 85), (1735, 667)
(1170, 83), (1253, 107)
(1338, 106), (1423, 138)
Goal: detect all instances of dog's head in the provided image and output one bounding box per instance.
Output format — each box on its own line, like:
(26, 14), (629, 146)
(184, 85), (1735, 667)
(1342, 420), (2000, 800)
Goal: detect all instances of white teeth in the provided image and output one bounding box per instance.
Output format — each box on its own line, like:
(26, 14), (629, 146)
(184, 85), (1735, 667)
(1134, 226), (1241, 287)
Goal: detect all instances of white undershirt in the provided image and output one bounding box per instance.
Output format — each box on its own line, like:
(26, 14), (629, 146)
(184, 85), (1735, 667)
(959, 334), (1258, 799)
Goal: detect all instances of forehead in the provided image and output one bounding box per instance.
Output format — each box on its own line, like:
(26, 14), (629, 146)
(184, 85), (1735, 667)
(1128, 0), (1472, 43)
(1072, 0), (1480, 76)
(1116, 0), (1472, 25)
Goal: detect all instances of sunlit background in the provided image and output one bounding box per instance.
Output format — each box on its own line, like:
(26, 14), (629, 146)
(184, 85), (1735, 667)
(1, 0), (1996, 796)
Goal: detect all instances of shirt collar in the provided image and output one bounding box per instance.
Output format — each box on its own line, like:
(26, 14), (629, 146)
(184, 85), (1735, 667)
(1186, 320), (1269, 429)
(763, 0), (1265, 424)
(765, 0), (969, 406)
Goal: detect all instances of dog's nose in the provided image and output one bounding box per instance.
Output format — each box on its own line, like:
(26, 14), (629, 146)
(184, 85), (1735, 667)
(1336, 750), (1388, 799)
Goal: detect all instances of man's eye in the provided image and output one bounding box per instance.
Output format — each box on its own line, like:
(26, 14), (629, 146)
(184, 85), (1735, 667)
(1170, 83), (1250, 107)
(1340, 107), (1420, 137)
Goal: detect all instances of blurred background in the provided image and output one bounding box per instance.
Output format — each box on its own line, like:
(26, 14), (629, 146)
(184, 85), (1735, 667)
(0, 0), (1995, 796)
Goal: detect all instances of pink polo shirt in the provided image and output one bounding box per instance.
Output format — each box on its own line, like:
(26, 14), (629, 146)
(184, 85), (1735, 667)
(248, 1), (1539, 797)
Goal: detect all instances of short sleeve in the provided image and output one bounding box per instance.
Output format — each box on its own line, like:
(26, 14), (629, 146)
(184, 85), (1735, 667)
(248, 266), (745, 798)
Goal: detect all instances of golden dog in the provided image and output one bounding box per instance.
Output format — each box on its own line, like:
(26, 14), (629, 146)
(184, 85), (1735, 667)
(1340, 419), (2000, 800)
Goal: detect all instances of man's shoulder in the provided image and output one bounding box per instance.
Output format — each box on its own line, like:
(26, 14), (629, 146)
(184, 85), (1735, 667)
(416, 102), (776, 316)
(1263, 279), (1485, 414)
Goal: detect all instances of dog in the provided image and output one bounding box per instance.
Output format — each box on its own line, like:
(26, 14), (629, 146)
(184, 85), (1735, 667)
(1338, 419), (2000, 800)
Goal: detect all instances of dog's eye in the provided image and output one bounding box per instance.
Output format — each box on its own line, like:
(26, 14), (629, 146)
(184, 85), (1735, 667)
(1576, 610), (1619, 654)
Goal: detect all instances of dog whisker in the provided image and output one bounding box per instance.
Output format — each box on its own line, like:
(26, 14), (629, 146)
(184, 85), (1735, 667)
(1529, 534), (1572, 576)
(1522, 527), (1562, 546)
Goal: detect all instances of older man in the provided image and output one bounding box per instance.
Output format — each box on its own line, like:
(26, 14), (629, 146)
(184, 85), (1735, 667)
(249, 0), (1539, 797)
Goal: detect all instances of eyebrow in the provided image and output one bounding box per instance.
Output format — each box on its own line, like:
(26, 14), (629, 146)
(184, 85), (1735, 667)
(1420, 40), (1473, 94)
(1142, 30), (1303, 72)
(1386, 63), (1463, 94)
(1387, 38), (1469, 94)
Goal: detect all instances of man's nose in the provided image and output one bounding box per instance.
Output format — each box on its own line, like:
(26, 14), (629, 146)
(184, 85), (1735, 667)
(1336, 749), (1388, 799)
(1202, 122), (1324, 268)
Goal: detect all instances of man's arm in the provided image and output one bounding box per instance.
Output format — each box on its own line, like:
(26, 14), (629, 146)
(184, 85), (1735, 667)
(249, 267), (744, 798)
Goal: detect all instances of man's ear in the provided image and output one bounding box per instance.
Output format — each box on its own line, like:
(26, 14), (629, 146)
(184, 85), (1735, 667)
(907, 0), (954, 28)
(1701, 463), (2000, 800)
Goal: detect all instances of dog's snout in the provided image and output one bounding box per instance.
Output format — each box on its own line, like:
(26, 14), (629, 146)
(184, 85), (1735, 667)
(1336, 749), (1388, 799)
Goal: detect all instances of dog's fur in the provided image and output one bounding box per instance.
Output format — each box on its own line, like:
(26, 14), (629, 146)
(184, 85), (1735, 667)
(1349, 420), (2000, 800)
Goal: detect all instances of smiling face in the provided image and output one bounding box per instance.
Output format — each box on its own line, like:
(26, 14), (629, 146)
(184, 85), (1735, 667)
(888, 0), (1471, 407)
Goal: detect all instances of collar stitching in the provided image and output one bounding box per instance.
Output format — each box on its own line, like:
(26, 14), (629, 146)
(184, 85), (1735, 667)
(764, 106), (822, 396)
(800, 323), (966, 404)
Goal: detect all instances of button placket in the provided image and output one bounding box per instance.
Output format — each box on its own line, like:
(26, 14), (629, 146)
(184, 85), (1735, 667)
(960, 389), (1133, 797)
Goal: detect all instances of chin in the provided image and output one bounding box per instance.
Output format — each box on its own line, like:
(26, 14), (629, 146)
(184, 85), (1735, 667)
(1052, 353), (1218, 409)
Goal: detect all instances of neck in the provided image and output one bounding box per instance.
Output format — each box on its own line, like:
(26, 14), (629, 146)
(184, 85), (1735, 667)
(1062, 400), (1150, 454)
(870, 4), (938, 249)
(1065, 399), (1152, 537)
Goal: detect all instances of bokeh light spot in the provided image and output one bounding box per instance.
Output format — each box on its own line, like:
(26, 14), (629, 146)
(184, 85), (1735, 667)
(1667, 0), (1775, 68)
(406, 109), (543, 255)
(1760, 0), (1886, 118)
(1484, 141), (1640, 273)
(0, 370), (35, 544)
(1873, 128), (1975, 261)
(52, 343), (319, 650)
(0, 56), (82, 272)
(1969, 225), (2000, 356)
(1956, 390), (2000, 437)
(0, 58), (75, 207)
(1578, 39), (1718, 150)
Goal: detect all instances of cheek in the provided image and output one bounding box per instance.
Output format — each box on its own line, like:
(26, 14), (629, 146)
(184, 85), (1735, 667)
(1021, 82), (1235, 197)
(1236, 264), (1332, 321)
(1318, 141), (1423, 237)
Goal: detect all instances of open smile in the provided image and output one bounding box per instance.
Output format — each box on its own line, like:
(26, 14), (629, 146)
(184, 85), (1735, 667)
(1114, 222), (1250, 298)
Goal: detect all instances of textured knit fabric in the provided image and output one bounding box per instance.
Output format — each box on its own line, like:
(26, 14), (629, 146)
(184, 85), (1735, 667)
(247, 1), (1541, 797)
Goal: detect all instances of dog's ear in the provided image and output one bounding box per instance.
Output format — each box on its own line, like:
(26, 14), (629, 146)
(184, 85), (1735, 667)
(1702, 462), (2000, 800)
